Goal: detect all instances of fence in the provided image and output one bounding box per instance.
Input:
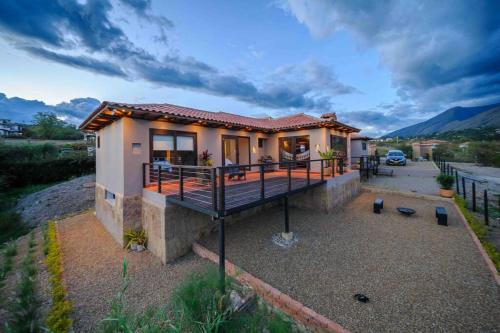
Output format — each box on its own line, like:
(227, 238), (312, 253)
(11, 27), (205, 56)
(143, 158), (345, 217)
(352, 155), (380, 179)
(433, 154), (500, 226)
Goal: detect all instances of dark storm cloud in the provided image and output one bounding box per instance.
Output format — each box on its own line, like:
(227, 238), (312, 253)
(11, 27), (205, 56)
(281, 0), (500, 108)
(0, 0), (355, 114)
(22, 46), (127, 78)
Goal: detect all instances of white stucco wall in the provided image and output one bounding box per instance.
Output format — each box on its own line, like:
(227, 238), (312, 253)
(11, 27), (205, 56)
(96, 119), (125, 195)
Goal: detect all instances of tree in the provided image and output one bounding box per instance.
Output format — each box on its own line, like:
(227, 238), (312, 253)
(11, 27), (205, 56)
(25, 112), (83, 140)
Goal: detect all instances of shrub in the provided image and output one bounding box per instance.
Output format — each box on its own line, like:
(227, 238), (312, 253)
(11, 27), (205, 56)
(6, 232), (40, 332)
(124, 229), (147, 250)
(455, 196), (500, 271)
(0, 156), (95, 188)
(45, 221), (73, 332)
(0, 241), (17, 287)
(436, 173), (454, 190)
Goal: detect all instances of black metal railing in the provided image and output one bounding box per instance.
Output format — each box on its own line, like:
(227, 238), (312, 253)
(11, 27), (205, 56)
(143, 158), (345, 217)
(433, 154), (499, 226)
(352, 155), (380, 179)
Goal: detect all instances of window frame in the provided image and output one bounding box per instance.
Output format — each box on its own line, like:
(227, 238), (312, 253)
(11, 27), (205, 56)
(149, 129), (198, 165)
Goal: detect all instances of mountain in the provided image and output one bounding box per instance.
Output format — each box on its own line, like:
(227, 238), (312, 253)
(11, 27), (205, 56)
(383, 103), (500, 138)
(0, 92), (100, 125)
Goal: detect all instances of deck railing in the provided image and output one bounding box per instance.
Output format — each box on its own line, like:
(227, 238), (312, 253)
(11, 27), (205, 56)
(143, 158), (345, 217)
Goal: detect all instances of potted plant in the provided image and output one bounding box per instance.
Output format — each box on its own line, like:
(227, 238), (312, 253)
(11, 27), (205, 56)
(436, 173), (454, 198)
(198, 150), (213, 184)
(318, 149), (335, 176)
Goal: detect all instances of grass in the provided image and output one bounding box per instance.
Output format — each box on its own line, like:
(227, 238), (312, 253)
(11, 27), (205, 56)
(455, 195), (500, 271)
(0, 241), (18, 289)
(0, 182), (58, 246)
(44, 220), (73, 333)
(100, 262), (294, 333)
(5, 231), (41, 332)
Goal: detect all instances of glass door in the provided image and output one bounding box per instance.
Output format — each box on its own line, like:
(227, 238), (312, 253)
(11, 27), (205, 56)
(279, 136), (310, 168)
(222, 135), (251, 168)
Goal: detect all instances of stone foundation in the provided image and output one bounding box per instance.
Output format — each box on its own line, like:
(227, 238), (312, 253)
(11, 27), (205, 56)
(291, 171), (361, 213)
(95, 183), (142, 247)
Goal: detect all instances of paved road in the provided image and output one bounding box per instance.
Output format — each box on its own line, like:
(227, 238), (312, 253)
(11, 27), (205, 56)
(449, 162), (500, 193)
(365, 160), (440, 196)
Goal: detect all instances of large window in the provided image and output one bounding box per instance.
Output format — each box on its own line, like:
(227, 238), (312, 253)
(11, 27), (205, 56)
(330, 135), (347, 158)
(279, 135), (310, 168)
(150, 129), (197, 165)
(222, 135), (250, 168)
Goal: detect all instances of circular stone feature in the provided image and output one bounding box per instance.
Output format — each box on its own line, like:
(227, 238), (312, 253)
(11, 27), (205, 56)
(397, 207), (416, 216)
(272, 232), (298, 248)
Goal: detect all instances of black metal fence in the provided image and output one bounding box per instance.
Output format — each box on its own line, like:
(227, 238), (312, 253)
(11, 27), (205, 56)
(352, 155), (380, 179)
(433, 154), (500, 226)
(143, 158), (345, 218)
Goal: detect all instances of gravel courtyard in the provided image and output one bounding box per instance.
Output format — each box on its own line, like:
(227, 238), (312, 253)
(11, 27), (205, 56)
(200, 191), (500, 332)
(58, 212), (211, 332)
(365, 161), (440, 196)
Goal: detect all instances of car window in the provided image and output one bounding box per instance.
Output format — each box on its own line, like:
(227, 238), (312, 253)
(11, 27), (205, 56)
(388, 151), (403, 156)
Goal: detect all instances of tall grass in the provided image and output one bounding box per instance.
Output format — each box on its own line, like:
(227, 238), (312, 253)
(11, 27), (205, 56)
(455, 195), (500, 271)
(100, 262), (293, 333)
(0, 241), (18, 289)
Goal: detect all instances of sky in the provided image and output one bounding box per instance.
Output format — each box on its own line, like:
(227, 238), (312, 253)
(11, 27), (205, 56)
(0, 0), (499, 137)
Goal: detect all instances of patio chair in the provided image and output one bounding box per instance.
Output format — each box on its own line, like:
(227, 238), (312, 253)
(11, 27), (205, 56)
(227, 163), (246, 181)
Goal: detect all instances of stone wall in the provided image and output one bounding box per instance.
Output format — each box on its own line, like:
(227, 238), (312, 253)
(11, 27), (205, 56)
(96, 183), (142, 247)
(290, 171), (361, 213)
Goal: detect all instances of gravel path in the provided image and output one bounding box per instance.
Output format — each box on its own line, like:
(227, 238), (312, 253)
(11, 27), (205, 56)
(16, 174), (96, 227)
(57, 212), (210, 332)
(365, 161), (440, 196)
(200, 191), (500, 332)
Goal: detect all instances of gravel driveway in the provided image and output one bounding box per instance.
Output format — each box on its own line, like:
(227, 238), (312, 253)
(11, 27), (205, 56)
(200, 191), (500, 332)
(58, 212), (210, 332)
(365, 160), (440, 195)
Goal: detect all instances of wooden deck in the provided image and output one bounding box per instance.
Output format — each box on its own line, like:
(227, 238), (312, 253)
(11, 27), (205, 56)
(145, 170), (343, 215)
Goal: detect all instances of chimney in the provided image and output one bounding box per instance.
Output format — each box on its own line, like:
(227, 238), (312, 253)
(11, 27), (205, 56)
(320, 112), (337, 121)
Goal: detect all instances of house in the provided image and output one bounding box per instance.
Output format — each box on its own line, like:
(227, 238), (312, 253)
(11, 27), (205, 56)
(79, 102), (361, 263)
(350, 134), (373, 167)
(0, 119), (23, 137)
(412, 140), (448, 160)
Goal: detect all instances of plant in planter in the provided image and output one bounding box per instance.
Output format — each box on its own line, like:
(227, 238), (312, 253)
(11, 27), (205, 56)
(436, 173), (455, 198)
(124, 229), (147, 252)
(318, 149), (335, 176)
(199, 150), (213, 167)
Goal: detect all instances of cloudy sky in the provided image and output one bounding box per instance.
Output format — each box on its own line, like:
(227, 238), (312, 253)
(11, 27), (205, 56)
(0, 0), (499, 136)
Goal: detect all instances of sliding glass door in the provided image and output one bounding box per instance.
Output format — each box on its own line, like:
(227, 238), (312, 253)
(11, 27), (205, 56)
(279, 135), (310, 167)
(222, 135), (250, 167)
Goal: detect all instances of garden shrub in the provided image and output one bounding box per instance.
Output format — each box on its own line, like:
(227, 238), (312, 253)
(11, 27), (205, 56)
(0, 156), (95, 188)
(455, 196), (500, 271)
(45, 221), (73, 333)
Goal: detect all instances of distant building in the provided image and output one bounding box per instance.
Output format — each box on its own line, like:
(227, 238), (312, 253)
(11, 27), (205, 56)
(351, 134), (373, 167)
(0, 119), (23, 137)
(412, 140), (448, 160)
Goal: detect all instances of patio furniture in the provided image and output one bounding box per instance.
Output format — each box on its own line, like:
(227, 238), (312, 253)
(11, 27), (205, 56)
(435, 207), (448, 226)
(373, 198), (384, 214)
(397, 207), (415, 216)
(227, 164), (246, 181)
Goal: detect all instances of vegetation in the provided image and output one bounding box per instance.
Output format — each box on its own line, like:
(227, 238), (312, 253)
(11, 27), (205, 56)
(455, 196), (500, 271)
(6, 232), (41, 332)
(417, 127), (500, 142)
(436, 174), (455, 190)
(199, 149), (214, 166)
(101, 262), (294, 333)
(433, 141), (500, 167)
(44, 221), (73, 333)
(124, 229), (147, 250)
(0, 242), (17, 288)
(24, 112), (83, 140)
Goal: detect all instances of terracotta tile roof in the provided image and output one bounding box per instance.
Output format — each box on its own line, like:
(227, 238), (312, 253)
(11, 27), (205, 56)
(80, 101), (359, 132)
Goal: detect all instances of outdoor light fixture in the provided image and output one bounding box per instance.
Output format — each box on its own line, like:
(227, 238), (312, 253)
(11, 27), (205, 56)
(315, 144), (320, 152)
(252, 146), (257, 154)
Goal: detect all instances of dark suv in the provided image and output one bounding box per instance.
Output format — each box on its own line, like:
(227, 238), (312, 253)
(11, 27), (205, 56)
(386, 150), (406, 166)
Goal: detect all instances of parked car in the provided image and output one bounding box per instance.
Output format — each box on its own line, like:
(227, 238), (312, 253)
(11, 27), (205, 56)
(386, 150), (406, 166)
